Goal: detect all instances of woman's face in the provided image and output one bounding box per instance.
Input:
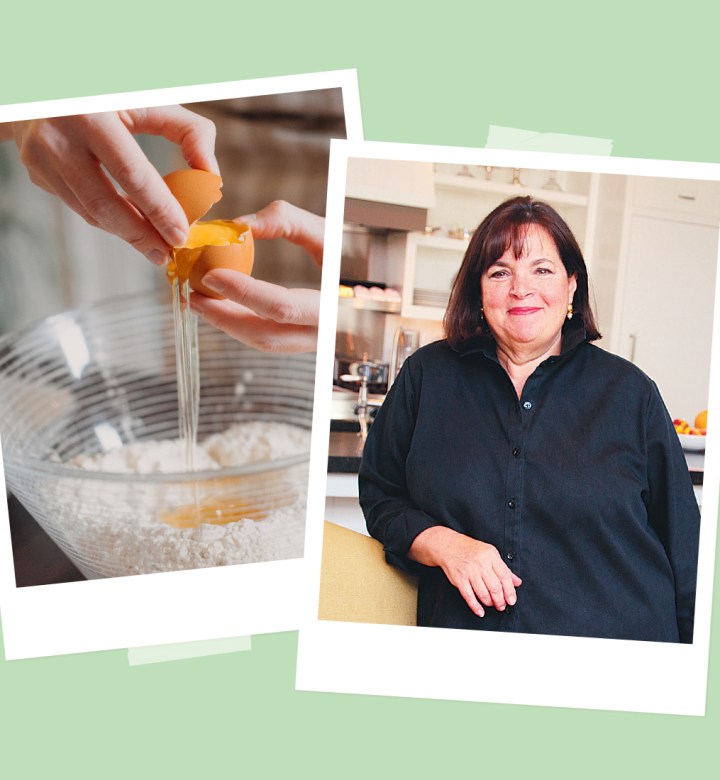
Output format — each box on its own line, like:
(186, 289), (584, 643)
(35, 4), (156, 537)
(480, 225), (577, 358)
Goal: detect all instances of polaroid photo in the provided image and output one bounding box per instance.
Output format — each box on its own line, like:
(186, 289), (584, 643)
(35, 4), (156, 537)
(296, 138), (720, 716)
(0, 69), (363, 660)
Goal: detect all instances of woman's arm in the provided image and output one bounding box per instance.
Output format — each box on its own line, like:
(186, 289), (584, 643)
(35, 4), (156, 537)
(409, 526), (521, 617)
(645, 384), (701, 643)
(359, 356), (521, 615)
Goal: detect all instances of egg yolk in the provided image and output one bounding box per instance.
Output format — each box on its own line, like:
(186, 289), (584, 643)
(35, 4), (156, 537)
(184, 221), (244, 248)
(166, 220), (250, 286)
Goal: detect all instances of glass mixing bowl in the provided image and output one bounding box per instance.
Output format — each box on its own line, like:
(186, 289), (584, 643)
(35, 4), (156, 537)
(0, 293), (316, 579)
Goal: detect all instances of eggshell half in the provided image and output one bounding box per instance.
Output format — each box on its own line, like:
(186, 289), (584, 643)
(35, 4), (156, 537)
(163, 169), (223, 225)
(169, 220), (254, 299)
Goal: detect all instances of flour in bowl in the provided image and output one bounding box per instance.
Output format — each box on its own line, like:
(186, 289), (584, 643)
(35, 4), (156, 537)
(57, 421), (311, 578)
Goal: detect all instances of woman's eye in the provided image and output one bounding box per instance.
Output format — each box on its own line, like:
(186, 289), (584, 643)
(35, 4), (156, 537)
(535, 267), (552, 275)
(489, 269), (508, 278)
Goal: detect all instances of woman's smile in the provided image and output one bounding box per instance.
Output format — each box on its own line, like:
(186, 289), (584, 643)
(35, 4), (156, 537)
(507, 306), (542, 315)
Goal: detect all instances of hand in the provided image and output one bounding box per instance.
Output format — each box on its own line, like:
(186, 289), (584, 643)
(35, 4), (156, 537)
(188, 200), (325, 353)
(408, 526), (522, 618)
(5, 107), (218, 265)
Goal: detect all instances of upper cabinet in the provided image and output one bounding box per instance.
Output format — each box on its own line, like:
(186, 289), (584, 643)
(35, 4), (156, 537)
(610, 176), (720, 419)
(345, 159), (435, 208)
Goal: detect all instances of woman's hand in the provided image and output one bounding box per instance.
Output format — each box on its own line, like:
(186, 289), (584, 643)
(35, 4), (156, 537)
(4, 107), (218, 265)
(188, 201), (325, 353)
(408, 526), (522, 618)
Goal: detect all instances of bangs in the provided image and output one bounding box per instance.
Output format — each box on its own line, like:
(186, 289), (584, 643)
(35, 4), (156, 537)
(483, 218), (539, 267)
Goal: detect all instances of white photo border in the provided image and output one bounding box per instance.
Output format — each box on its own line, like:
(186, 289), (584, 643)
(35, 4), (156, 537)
(0, 69), (363, 660)
(297, 138), (720, 717)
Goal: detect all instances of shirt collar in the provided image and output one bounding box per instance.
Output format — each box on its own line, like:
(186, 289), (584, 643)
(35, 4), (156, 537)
(454, 315), (588, 362)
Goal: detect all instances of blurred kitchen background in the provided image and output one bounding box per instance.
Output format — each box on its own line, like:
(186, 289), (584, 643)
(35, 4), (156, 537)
(0, 88), (347, 335)
(328, 158), (719, 531)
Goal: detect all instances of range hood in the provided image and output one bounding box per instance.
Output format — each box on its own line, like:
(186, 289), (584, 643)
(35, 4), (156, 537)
(343, 159), (435, 232)
(343, 197), (428, 232)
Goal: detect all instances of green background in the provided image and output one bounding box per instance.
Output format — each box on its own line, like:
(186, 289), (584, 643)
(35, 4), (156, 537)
(2, 1), (719, 775)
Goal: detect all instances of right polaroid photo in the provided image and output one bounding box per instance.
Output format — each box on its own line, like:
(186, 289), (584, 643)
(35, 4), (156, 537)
(298, 140), (720, 716)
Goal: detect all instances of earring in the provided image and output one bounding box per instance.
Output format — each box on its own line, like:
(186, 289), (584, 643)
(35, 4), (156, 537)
(567, 303), (574, 320)
(480, 306), (485, 320)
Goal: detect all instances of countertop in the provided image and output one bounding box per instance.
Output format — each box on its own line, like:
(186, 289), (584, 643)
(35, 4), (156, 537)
(328, 423), (705, 485)
(328, 425), (365, 473)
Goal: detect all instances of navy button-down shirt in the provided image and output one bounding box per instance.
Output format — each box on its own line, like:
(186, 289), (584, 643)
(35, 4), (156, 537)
(359, 323), (700, 643)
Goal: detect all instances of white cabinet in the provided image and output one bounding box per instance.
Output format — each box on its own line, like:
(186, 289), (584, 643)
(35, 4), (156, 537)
(631, 177), (720, 222)
(387, 232), (468, 321)
(610, 177), (720, 420)
(345, 159), (435, 208)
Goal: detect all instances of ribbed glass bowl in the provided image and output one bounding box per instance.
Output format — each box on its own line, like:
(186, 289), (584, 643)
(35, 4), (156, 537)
(0, 293), (315, 579)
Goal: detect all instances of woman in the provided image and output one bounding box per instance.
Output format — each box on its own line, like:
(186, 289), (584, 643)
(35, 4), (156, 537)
(359, 196), (700, 643)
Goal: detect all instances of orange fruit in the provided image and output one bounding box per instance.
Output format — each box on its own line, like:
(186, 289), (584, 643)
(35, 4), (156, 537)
(695, 410), (708, 430)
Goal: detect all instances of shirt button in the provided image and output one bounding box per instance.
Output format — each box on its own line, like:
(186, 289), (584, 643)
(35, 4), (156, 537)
(512, 447), (521, 457)
(506, 550), (516, 561)
(507, 499), (516, 509)
(522, 401), (533, 410)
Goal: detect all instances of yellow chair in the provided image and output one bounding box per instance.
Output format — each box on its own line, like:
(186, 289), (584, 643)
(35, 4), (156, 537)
(318, 520), (418, 626)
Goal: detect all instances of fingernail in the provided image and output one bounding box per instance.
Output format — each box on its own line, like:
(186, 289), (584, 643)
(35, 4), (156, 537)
(147, 249), (168, 266)
(201, 273), (225, 294)
(236, 213), (256, 223)
(508, 595), (516, 605)
(167, 228), (188, 247)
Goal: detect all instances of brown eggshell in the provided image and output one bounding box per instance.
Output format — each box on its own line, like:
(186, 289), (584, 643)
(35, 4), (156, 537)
(173, 223), (254, 298)
(163, 169), (223, 225)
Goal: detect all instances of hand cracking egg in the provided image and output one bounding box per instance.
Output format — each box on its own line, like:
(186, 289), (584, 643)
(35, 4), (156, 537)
(163, 168), (254, 298)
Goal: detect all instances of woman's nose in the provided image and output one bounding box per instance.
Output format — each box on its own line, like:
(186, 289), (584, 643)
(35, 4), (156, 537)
(510, 272), (532, 297)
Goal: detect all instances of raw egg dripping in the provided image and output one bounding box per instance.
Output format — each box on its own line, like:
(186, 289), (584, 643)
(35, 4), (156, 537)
(160, 169), (260, 527)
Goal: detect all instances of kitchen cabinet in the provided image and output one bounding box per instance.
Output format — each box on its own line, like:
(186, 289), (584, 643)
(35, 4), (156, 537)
(610, 177), (720, 419)
(387, 232), (468, 321)
(345, 158), (435, 208)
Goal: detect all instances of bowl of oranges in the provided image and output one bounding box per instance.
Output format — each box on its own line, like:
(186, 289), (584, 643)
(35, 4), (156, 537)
(673, 410), (707, 452)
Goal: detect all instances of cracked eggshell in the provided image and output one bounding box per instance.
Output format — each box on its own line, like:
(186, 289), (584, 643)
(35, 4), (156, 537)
(163, 169), (223, 225)
(162, 169), (254, 298)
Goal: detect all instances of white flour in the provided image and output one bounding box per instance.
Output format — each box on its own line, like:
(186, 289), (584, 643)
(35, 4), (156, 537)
(58, 421), (311, 578)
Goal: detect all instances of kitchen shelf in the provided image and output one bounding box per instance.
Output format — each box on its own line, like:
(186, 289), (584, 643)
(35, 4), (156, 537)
(337, 295), (402, 314)
(434, 172), (589, 207)
(388, 232), (467, 321)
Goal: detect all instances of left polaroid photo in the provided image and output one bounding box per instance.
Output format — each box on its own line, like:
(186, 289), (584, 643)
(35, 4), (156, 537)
(0, 69), (363, 659)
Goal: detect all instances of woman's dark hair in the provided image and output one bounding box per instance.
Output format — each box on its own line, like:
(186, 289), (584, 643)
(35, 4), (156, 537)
(444, 196), (601, 349)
